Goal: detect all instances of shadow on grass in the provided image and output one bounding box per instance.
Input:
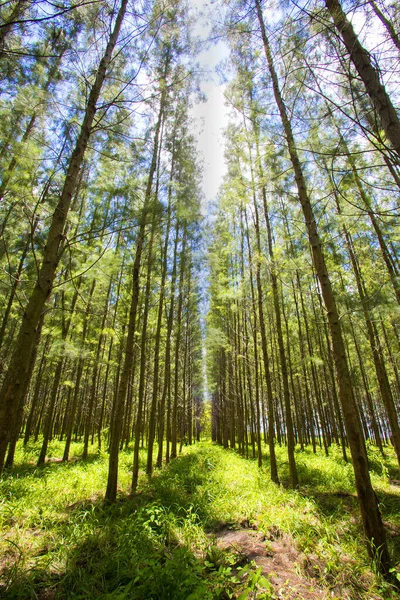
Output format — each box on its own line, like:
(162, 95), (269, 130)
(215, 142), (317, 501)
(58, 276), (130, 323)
(57, 512), (208, 600)
(3, 451), (104, 477)
(367, 454), (400, 481)
(3, 443), (400, 599)
(244, 442), (400, 564)
(2, 449), (241, 599)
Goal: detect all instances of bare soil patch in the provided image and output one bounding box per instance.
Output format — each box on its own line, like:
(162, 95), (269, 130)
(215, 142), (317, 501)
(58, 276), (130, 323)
(215, 526), (330, 599)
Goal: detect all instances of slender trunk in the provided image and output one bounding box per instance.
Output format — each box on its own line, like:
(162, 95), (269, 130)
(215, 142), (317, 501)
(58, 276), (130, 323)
(5, 314), (44, 467)
(170, 230), (187, 460)
(156, 220), (179, 468)
(367, 0), (400, 52)
(255, 0), (391, 573)
(243, 209), (263, 467)
(146, 144), (174, 475)
(23, 341), (49, 446)
(325, 0), (400, 158)
(131, 210), (158, 493)
(82, 281), (111, 459)
(37, 283), (81, 465)
(62, 281), (95, 462)
(242, 136), (279, 480)
(292, 278), (317, 454)
(349, 314), (384, 454)
(0, 224), (34, 361)
(256, 159), (298, 486)
(330, 178), (400, 464)
(340, 142), (400, 305)
(0, 0), (128, 475)
(105, 83), (165, 501)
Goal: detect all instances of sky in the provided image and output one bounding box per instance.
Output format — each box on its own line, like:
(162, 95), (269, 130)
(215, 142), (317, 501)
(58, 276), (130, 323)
(186, 1), (390, 208)
(188, 0), (230, 206)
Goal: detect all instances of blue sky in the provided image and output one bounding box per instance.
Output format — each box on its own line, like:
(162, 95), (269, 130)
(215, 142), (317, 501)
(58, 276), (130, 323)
(189, 0), (230, 205)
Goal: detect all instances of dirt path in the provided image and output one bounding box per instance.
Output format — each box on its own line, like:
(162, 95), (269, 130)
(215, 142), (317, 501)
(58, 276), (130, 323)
(215, 527), (330, 599)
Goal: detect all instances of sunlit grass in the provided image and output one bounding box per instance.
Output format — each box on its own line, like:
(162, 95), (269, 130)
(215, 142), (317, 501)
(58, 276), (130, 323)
(0, 438), (399, 598)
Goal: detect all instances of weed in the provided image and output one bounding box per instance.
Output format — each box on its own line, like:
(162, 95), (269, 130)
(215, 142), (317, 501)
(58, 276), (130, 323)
(0, 439), (399, 598)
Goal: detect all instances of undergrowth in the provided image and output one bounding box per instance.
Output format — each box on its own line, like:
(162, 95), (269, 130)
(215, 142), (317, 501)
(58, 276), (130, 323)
(0, 439), (399, 599)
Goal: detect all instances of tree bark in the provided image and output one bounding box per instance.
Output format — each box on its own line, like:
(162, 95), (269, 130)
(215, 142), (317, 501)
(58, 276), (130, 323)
(131, 207), (158, 493)
(170, 229), (187, 460)
(105, 80), (165, 501)
(255, 0), (391, 574)
(367, 0), (400, 53)
(325, 0), (400, 158)
(146, 142), (175, 475)
(0, 0), (128, 475)
(37, 282), (81, 465)
(62, 279), (95, 462)
(156, 219), (179, 468)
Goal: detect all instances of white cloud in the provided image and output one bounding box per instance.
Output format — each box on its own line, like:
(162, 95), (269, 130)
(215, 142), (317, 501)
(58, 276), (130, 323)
(188, 2), (230, 206)
(191, 79), (228, 203)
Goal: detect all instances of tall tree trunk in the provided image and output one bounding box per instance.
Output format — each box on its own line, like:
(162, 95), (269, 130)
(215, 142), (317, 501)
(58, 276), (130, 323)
(82, 281), (112, 459)
(256, 159), (298, 486)
(131, 208), (158, 493)
(146, 143), (175, 475)
(105, 81), (165, 501)
(0, 0), (128, 475)
(5, 313), (44, 468)
(329, 175), (400, 465)
(23, 339), (50, 446)
(156, 219), (179, 468)
(0, 223), (35, 364)
(242, 133), (279, 480)
(367, 0), (400, 52)
(255, 0), (391, 574)
(37, 282), (81, 465)
(62, 280), (96, 462)
(325, 0), (400, 158)
(243, 209), (263, 467)
(170, 229), (187, 460)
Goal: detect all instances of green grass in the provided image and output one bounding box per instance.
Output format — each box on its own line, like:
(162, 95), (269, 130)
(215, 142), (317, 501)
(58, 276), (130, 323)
(0, 438), (399, 598)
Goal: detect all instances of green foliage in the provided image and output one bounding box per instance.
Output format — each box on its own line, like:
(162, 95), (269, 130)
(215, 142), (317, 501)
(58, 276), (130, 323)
(1, 440), (399, 598)
(0, 441), (269, 598)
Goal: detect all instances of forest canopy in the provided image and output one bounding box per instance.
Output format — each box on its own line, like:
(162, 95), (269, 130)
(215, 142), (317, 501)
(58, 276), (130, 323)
(0, 0), (399, 596)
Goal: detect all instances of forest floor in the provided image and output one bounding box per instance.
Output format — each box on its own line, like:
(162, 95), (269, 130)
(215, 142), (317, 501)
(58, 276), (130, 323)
(0, 439), (399, 599)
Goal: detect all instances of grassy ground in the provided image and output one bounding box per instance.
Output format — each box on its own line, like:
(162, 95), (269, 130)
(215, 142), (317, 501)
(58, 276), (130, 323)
(0, 439), (399, 599)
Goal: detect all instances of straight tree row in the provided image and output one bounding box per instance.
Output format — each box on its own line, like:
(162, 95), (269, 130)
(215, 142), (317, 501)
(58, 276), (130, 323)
(206, 0), (400, 578)
(0, 0), (204, 501)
